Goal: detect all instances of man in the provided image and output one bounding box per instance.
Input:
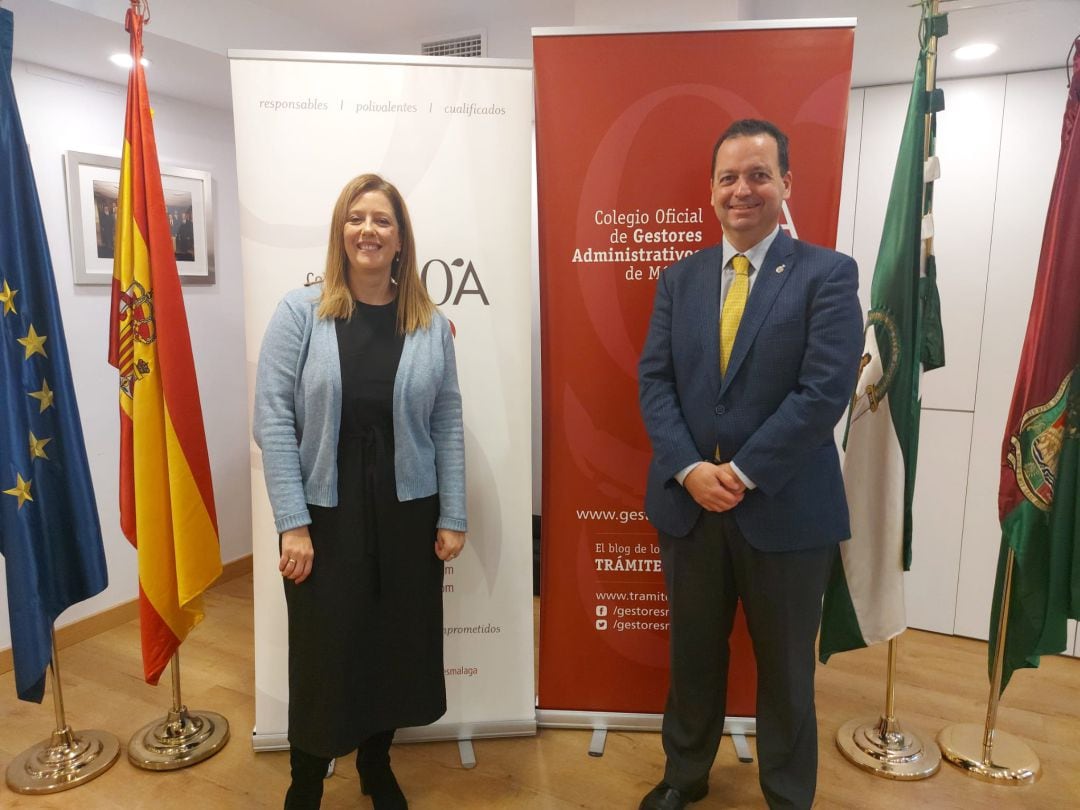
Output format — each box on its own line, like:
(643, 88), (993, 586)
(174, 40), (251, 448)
(637, 119), (863, 809)
(175, 209), (195, 261)
(98, 200), (116, 259)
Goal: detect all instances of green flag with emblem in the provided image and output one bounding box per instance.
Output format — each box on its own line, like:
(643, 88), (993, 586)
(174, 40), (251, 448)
(820, 1), (946, 662)
(988, 38), (1080, 694)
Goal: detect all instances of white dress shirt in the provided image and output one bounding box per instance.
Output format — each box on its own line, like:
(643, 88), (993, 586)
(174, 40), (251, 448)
(674, 225), (782, 490)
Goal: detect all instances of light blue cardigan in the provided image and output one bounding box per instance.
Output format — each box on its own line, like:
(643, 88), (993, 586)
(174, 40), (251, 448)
(253, 286), (467, 534)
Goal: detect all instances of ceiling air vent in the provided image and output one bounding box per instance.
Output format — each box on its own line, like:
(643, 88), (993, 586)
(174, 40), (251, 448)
(421, 32), (485, 58)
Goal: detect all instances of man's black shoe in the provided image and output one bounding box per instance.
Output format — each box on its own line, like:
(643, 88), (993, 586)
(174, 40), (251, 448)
(638, 780), (709, 810)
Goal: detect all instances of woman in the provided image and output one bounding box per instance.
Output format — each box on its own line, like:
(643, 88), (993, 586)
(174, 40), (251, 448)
(254, 174), (466, 810)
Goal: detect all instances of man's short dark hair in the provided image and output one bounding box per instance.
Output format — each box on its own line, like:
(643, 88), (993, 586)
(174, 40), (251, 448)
(711, 119), (790, 178)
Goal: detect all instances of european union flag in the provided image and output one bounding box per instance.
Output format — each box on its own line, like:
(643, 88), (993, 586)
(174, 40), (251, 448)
(1, 8), (108, 703)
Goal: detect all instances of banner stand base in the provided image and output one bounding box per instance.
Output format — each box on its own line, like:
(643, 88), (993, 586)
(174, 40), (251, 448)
(731, 733), (754, 763)
(536, 710), (756, 759)
(588, 729), (606, 757)
(327, 738), (474, 774)
(251, 718), (537, 753)
(457, 739), (477, 769)
(536, 709), (754, 734)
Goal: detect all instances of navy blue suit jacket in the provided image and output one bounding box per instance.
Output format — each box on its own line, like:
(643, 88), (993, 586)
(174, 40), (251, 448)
(638, 229), (863, 551)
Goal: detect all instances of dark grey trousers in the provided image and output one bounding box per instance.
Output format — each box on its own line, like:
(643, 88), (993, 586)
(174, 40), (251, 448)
(659, 510), (835, 810)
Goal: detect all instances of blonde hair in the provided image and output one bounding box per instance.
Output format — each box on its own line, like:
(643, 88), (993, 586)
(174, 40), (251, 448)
(317, 173), (435, 333)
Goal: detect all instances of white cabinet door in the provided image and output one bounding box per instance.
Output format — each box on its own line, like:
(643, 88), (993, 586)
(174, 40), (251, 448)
(905, 409), (973, 634)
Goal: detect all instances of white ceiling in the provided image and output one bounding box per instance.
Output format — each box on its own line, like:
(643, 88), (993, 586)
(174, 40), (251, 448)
(5, 0), (1080, 111)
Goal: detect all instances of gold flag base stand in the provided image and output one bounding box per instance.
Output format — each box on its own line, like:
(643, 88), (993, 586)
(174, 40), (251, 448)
(836, 714), (941, 780)
(835, 637), (941, 779)
(128, 707), (230, 771)
(938, 723), (1039, 784)
(6, 727), (121, 794)
(128, 652), (230, 771)
(5, 630), (121, 794)
(939, 549), (1041, 786)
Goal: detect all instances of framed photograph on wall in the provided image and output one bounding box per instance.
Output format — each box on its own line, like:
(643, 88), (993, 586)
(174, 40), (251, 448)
(63, 150), (215, 286)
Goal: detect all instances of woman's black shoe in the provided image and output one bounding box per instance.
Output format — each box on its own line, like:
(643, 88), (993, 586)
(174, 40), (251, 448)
(284, 781), (323, 810)
(355, 730), (406, 809)
(284, 747), (330, 809)
(358, 761), (407, 809)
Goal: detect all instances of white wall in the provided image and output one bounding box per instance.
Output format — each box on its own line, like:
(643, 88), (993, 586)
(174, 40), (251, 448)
(573, 0), (743, 25)
(3, 48), (1075, 661)
(0, 60), (251, 652)
(346, 2), (577, 60)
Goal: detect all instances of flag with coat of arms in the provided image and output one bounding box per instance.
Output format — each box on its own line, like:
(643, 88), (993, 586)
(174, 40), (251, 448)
(108, 3), (222, 685)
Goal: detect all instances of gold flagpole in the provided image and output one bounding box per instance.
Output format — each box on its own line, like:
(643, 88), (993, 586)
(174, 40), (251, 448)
(5, 628), (120, 793)
(128, 650), (230, 770)
(938, 548), (1041, 783)
(835, 0), (943, 778)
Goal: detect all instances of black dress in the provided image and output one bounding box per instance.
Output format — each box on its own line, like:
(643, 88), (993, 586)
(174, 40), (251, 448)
(284, 298), (446, 759)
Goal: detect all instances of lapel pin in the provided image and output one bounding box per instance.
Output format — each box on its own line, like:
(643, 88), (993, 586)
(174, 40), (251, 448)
(775, 264), (785, 274)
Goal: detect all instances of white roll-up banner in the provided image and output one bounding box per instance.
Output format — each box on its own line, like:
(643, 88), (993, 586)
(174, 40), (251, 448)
(228, 51), (536, 748)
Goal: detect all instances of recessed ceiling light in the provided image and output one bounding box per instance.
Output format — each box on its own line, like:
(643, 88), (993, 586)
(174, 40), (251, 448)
(109, 53), (150, 69)
(953, 43), (998, 61)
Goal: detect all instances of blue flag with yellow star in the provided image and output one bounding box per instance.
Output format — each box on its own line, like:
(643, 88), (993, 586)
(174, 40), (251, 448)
(1, 8), (107, 702)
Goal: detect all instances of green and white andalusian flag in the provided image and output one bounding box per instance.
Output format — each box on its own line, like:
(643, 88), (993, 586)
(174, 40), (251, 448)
(819, 2), (946, 662)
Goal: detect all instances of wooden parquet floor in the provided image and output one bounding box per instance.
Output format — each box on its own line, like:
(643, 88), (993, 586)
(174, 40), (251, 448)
(1, 574), (1077, 808)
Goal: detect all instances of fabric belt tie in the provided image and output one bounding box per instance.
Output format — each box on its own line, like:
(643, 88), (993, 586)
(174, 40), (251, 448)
(359, 425), (384, 597)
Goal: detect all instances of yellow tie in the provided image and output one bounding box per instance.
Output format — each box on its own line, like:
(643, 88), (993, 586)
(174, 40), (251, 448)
(720, 254), (750, 376)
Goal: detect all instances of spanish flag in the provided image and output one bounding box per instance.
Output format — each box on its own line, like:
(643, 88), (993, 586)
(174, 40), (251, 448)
(108, 5), (221, 685)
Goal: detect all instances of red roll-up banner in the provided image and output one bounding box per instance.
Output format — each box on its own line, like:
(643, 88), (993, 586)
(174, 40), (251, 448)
(535, 22), (855, 718)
